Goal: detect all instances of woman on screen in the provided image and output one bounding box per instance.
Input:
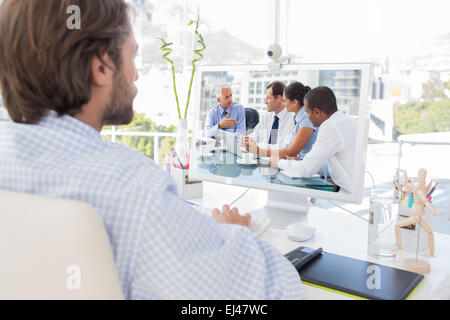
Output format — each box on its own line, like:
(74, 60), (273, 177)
(245, 81), (318, 160)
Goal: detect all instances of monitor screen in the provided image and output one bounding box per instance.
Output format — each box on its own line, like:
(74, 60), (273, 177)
(189, 63), (373, 205)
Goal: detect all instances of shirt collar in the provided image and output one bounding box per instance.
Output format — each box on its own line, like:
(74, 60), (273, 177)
(218, 103), (233, 113)
(328, 110), (340, 121)
(39, 111), (102, 141)
(275, 107), (287, 119)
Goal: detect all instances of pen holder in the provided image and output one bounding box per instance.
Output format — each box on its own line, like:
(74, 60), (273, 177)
(398, 206), (432, 253)
(170, 167), (203, 200)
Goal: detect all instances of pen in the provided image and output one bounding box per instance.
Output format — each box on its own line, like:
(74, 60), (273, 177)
(427, 182), (438, 198)
(176, 155), (185, 169)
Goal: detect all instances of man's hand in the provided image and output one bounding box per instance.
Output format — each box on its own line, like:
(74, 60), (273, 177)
(241, 136), (258, 154)
(212, 205), (251, 227)
(218, 114), (236, 129)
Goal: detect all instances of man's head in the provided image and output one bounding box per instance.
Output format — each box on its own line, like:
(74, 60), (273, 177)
(304, 86), (338, 127)
(0, 0), (138, 129)
(265, 81), (286, 114)
(417, 168), (427, 186)
(216, 84), (233, 110)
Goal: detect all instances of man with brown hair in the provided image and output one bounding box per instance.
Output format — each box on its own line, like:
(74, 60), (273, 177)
(242, 81), (294, 155)
(0, 0), (301, 299)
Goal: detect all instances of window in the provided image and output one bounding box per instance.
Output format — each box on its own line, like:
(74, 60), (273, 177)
(113, 0), (276, 165)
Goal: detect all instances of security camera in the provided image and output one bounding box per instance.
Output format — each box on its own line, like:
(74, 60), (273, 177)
(266, 44), (282, 61)
(266, 44), (290, 70)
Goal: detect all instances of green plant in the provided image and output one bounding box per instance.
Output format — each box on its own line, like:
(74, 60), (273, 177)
(394, 99), (450, 135)
(158, 16), (206, 119)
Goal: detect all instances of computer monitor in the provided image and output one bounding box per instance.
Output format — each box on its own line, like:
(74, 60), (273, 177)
(190, 63), (373, 228)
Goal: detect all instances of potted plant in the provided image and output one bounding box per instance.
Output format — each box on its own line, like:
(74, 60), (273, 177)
(158, 16), (206, 161)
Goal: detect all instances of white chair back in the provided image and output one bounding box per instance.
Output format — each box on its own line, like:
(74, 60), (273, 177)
(0, 190), (124, 299)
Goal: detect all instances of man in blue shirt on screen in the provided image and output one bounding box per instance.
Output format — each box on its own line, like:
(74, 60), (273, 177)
(203, 84), (246, 139)
(0, 0), (301, 300)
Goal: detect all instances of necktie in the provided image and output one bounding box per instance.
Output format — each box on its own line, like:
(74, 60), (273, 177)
(268, 116), (279, 145)
(222, 110), (228, 118)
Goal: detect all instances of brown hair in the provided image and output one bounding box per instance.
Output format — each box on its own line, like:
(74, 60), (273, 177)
(267, 81), (286, 99)
(0, 0), (131, 124)
(284, 81), (311, 107)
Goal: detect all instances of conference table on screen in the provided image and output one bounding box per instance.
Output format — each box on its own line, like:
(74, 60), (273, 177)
(190, 181), (450, 300)
(192, 150), (338, 192)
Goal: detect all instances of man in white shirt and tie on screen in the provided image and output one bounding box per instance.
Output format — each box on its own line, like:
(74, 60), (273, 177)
(242, 81), (294, 155)
(270, 86), (357, 193)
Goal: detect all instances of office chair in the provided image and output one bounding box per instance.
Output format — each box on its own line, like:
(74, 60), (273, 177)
(245, 108), (260, 135)
(0, 190), (124, 300)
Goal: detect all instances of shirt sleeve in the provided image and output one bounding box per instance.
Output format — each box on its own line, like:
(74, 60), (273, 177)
(131, 190), (302, 299)
(249, 116), (264, 142)
(249, 122), (260, 142)
(299, 116), (315, 130)
(203, 108), (220, 138)
(278, 123), (342, 177)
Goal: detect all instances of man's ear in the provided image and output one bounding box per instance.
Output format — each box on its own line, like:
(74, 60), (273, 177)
(91, 53), (114, 87)
(314, 107), (321, 116)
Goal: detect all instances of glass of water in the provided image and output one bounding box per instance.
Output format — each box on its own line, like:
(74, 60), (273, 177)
(367, 189), (400, 259)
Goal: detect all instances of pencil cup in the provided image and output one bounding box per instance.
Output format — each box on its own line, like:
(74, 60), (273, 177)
(367, 189), (400, 259)
(170, 167), (203, 200)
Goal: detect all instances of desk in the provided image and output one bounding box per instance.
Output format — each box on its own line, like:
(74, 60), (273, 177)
(194, 181), (450, 300)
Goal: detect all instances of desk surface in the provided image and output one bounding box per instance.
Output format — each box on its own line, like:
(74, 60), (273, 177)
(194, 181), (450, 300)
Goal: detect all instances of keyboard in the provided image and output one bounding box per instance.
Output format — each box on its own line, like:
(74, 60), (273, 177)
(186, 202), (272, 236)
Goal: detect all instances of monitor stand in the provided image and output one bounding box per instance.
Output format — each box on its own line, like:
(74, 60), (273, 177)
(252, 190), (311, 229)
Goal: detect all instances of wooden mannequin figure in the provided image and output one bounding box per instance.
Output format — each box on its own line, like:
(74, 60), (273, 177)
(393, 168), (444, 257)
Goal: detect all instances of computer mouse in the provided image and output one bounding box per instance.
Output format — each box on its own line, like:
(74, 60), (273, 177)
(286, 223), (316, 242)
